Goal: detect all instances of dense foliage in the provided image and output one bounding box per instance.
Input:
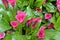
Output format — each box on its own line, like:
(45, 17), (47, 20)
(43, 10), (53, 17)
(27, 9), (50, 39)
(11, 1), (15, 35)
(0, 0), (60, 40)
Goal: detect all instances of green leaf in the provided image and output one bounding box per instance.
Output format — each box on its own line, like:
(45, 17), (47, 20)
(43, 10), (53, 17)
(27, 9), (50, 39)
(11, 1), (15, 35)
(6, 11), (15, 21)
(29, 0), (34, 6)
(32, 20), (42, 35)
(56, 12), (60, 19)
(2, 33), (12, 40)
(0, 13), (2, 20)
(44, 29), (57, 40)
(25, 6), (33, 18)
(0, 0), (5, 9)
(30, 36), (38, 40)
(0, 19), (11, 32)
(3, 12), (10, 22)
(3, 32), (28, 40)
(34, 11), (43, 18)
(47, 0), (56, 2)
(54, 17), (60, 31)
(0, 9), (14, 21)
(0, 8), (10, 22)
(50, 16), (56, 24)
(43, 3), (56, 12)
(35, 0), (44, 7)
(54, 32), (60, 40)
(17, 0), (28, 10)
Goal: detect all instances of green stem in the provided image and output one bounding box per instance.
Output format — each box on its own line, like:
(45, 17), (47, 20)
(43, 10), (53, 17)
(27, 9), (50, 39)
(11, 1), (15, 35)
(19, 27), (22, 35)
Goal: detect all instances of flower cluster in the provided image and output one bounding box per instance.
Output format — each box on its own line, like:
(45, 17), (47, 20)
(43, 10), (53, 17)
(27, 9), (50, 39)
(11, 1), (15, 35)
(10, 10), (26, 28)
(26, 17), (41, 28)
(2, 0), (16, 8)
(0, 0), (60, 40)
(37, 26), (45, 39)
